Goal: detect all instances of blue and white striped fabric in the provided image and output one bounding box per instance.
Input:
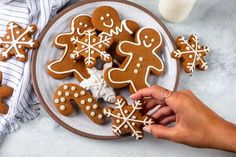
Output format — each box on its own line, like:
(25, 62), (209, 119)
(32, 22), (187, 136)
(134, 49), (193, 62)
(0, 0), (69, 135)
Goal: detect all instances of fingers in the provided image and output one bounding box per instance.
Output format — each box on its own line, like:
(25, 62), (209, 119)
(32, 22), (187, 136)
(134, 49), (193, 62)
(151, 106), (174, 120)
(130, 85), (167, 102)
(158, 115), (176, 125)
(143, 124), (176, 141)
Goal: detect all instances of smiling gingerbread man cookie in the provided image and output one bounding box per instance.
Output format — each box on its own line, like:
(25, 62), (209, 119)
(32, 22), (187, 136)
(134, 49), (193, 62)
(92, 6), (139, 63)
(104, 27), (164, 94)
(47, 14), (94, 81)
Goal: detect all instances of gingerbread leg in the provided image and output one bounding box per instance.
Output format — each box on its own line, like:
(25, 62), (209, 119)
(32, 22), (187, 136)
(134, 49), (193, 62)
(53, 83), (105, 125)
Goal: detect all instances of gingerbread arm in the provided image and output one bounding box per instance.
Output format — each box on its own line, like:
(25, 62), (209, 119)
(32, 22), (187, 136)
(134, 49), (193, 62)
(116, 41), (135, 57)
(125, 20), (139, 35)
(149, 55), (164, 75)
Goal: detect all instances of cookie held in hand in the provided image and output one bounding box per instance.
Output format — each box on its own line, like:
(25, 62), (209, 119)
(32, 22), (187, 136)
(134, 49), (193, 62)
(0, 72), (13, 114)
(171, 34), (210, 73)
(103, 96), (154, 140)
(0, 22), (39, 62)
(54, 83), (105, 125)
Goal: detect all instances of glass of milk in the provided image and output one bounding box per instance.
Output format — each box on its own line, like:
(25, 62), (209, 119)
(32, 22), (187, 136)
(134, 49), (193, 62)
(159, 0), (197, 23)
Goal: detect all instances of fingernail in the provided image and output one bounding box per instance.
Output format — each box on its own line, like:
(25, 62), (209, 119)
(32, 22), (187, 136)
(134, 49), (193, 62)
(143, 126), (151, 133)
(130, 94), (135, 99)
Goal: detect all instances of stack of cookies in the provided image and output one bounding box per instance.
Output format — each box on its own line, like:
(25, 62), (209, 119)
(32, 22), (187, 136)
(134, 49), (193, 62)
(47, 6), (165, 140)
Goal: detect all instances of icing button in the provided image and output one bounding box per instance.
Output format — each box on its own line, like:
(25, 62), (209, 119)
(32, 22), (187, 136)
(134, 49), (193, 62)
(63, 85), (68, 90)
(138, 57), (143, 61)
(134, 69), (138, 74)
(189, 55), (193, 59)
(80, 90), (85, 96)
(98, 114), (103, 119)
(136, 63), (141, 67)
(93, 104), (98, 109)
(60, 97), (65, 102)
(74, 93), (79, 98)
(90, 112), (95, 116)
(86, 106), (91, 111)
(124, 110), (129, 114)
(87, 98), (93, 103)
(132, 122), (136, 126)
(81, 100), (85, 105)
(54, 99), (60, 104)
(59, 105), (66, 111)
(186, 46), (190, 50)
(124, 125), (128, 129)
(65, 92), (70, 97)
(58, 91), (62, 96)
(131, 116), (136, 119)
(71, 86), (76, 91)
(116, 119), (120, 123)
(117, 113), (121, 116)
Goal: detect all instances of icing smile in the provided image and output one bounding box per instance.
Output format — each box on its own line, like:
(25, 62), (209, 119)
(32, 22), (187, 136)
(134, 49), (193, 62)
(143, 40), (152, 48)
(77, 28), (86, 36)
(103, 19), (114, 28)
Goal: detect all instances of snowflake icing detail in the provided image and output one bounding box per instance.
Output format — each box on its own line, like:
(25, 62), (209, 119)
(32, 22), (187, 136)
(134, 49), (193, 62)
(70, 29), (113, 68)
(171, 34), (210, 73)
(103, 96), (154, 140)
(0, 22), (38, 62)
(80, 63), (116, 103)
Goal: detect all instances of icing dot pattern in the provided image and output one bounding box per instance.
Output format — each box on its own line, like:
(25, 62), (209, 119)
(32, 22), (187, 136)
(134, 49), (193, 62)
(53, 83), (105, 124)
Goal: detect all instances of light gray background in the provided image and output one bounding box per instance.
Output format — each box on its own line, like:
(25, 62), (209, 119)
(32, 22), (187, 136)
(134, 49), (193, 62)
(0, 0), (236, 156)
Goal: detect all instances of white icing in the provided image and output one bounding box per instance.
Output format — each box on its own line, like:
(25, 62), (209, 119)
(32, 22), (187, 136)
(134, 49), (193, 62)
(87, 98), (92, 103)
(65, 92), (70, 96)
(60, 105), (66, 111)
(60, 97), (65, 102)
(58, 91), (62, 96)
(0, 22), (36, 59)
(54, 99), (60, 104)
(90, 112), (95, 116)
(71, 86), (76, 91)
(103, 97), (154, 140)
(63, 85), (68, 89)
(80, 62), (116, 103)
(70, 30), (112, 67)
(80, 90), (85, 95)
(81, 100), (85, 105)
(124, 110), (129, 114)
(93, 104), (98, 109)
(86, 106), (90, 111)
(133, 69), (138, 74)
(99, 20), (134, 38)
(98, 114), (103, 119)
(107, 27), (164, 92)
(116, 119), (120, 123)
(136, 63), (141, 67)
(103, 19), (114, 28)
(74, 93), (79, 97)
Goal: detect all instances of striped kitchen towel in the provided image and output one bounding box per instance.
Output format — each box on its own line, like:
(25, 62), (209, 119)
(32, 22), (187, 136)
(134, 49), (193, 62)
(0, 0), (69, 136)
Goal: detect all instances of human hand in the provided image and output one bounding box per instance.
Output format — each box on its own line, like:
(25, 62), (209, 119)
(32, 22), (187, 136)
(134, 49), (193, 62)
(130, 85), (236, 152)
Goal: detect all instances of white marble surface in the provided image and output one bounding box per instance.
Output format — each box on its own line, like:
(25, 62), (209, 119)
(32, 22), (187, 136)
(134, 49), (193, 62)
(0, 0), (236, 156)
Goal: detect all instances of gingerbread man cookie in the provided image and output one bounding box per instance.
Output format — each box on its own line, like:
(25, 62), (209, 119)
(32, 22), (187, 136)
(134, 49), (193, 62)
(70, 29), (113, 68)
(54, 83), (105, 124)
(103, 96), (154, 140)
(0, 22), (39, 62)
(0, 72), (13, 114)
(47, 14), (94, 81)
(171, 34), (210, 73)
(104, 27), (164, 94)
(80, 62), (116, 103)
(92, 6), (139, 63)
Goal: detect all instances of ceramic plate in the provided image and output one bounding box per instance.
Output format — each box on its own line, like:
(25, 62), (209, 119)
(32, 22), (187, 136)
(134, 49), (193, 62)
(32, 0), (179, 140)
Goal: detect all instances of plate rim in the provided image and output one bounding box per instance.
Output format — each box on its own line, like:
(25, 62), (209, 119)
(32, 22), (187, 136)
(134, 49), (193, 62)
(32, 0), (180, 140)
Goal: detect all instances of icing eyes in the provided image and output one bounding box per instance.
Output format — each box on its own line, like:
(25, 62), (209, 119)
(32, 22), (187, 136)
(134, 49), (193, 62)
(84, 24), (88, 28)
(106, 13), (110, 17)
(145, 35), (148, 39)
(79, 22), (83, 26)
(100, 16), (105, 21)
(151, 38), (155, 42)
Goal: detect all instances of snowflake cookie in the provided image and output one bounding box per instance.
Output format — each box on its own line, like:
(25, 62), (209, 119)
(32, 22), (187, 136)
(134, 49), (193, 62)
(0, 72), (13, 114)
(80, 62), (116, 103)
(104, 27), (164, 94)
(70, 29), (113, 68)
(47, 14), (94, 82)
(171, 34), (210, 73)
(103, 96), (154, 140)
(0, 22), (39, 62)
(54, 83), (105, 125)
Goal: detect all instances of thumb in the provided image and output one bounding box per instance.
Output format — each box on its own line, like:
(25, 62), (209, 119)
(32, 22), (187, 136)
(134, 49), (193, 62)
(143, 124), (176, 140)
